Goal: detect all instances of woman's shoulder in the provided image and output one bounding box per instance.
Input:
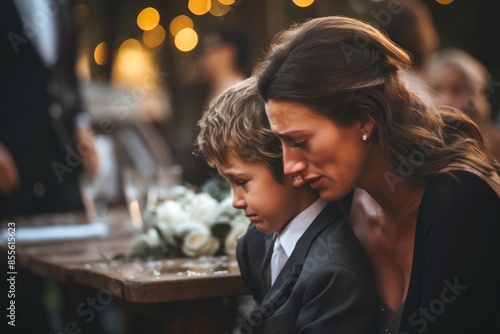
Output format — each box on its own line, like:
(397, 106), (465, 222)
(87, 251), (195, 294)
(419, 169), (500, 226)
(425, 169), (499, 200)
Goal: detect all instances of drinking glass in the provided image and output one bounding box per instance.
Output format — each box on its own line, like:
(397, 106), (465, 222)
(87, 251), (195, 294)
(79, 172), (108, 223)
(147, 164), (183, 208)
(122, 167), (152, 231)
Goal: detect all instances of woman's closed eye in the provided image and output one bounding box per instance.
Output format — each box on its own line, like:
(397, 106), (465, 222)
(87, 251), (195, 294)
(291, 140), (309, 149)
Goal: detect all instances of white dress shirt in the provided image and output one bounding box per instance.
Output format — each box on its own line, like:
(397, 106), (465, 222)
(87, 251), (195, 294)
(270, 198), (329, 285)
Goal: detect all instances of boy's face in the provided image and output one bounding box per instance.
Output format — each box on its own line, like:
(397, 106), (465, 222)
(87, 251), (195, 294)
(218, 154), (314, 234)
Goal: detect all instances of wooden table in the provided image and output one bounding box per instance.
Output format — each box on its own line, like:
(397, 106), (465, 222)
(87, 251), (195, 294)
(1, 208), (249, 333)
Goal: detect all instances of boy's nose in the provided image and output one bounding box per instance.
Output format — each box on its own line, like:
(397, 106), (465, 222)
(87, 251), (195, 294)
(232, 192), (246, 210)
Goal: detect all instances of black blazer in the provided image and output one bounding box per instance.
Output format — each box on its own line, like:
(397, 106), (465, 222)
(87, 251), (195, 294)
(237, 201), (377, 333)
(0, 0), (84, 217)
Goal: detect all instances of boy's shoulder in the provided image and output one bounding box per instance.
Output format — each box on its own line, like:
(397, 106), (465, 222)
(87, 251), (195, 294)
(307, 214), (373, 281)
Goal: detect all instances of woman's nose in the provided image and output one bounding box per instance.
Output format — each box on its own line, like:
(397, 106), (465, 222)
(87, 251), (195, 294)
(282, 146), (308, 177)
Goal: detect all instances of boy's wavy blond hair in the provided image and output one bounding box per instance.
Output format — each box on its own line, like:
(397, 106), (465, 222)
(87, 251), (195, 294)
(194, 77), (284, 181)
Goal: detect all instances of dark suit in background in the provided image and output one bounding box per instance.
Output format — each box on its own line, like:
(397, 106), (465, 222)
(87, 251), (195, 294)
(236, 201), (377, 333)
(1, 1), (89, 332)
(0, 0), (85, 218)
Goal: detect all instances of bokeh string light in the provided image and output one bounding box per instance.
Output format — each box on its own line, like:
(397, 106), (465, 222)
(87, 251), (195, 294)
(112, 38), (153, 84)
(143, 25), (166, 48)
(175, 28), (199, 52)
(188, 0), (211, 16)
(436, 0), (455, 4)
(137, 7), (160, 31)
(93, 42), (108, 65)
(170, 15), (194, 37)
(292, 0), (315, 8)
(210, 1), (231, 16)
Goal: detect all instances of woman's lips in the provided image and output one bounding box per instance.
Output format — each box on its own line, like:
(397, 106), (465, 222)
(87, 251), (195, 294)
(308, 177), (323, 189)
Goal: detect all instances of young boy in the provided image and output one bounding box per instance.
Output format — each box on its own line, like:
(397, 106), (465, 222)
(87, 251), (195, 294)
(195, 78), (376, 333)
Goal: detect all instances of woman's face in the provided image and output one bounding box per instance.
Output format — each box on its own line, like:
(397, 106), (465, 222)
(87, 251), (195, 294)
(266, 100), (372, 201)
(428, 65), (471, 112)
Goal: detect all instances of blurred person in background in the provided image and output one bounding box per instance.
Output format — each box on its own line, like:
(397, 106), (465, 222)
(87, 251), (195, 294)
(0, 0), (98, 219)
(0, 0), (97, 217)
(1, 0), (98, 333)
(379, 0), (439, 102)
(166, 25), (253, 188)
(199, 25), (253, 107)
(426, 48), (500, 160)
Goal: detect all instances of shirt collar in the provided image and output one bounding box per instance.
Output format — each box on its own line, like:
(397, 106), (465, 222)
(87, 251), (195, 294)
(275, 198), (329, 258)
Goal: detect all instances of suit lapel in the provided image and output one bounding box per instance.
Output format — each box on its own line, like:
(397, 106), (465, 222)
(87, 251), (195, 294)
(260, 201), (346, 310)
(259, 234), (275, 293)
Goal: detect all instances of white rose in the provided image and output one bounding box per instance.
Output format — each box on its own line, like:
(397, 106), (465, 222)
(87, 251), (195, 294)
(154, 221), (177, 247)
(182, 231), (220, 257)
(171, 185), (196, 206)
(156, 200), (188, 226)
(131, 227), (162, 254)
(173, 220), (220, 257)
(173, 220), (209, 237)
(224, 221), (249, 256)
(187, 193), (219, 225)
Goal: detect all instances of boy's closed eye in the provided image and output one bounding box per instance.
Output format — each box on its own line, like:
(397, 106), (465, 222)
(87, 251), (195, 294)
(235, 180), (248, 186)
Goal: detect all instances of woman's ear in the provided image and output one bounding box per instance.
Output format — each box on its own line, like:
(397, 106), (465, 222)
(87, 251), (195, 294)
(358, 115), (376, 138)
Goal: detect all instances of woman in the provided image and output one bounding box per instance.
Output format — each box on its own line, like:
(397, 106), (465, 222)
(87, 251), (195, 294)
(426, 48), (500, 160)
(256, 16), (500, 334)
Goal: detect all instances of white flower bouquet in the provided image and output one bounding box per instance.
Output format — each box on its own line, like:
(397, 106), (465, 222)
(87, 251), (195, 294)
(117, 179), (250, 259)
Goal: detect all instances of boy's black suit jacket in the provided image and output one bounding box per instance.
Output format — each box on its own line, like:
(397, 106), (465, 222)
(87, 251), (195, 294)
(236, 201), (376, 333)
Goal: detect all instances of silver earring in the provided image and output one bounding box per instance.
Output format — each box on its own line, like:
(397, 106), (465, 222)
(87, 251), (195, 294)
(362, 134), (368, 141)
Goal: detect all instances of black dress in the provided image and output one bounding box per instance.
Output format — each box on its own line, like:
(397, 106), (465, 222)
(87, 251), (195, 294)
(343, 170), (500, 334)
(399, 170), (500, 334)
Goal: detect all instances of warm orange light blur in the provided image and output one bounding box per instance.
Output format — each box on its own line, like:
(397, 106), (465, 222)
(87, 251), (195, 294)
(170, 15), (194, 37)
(143, 24), (166, 48)
(116, 39), (144, 79)
(174, 28), (198, 52)
(112, 38), (157, 85)
(93, 42), (108, 65)
(436, 0), (454, 4)
(120, 38), (142, 52)
(210, 1), (231, 16)
(218, 0), (235, 5)
(292, 0), (315, 8)
(137, 7), (160, 31)
(188, 0), (211, 16)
